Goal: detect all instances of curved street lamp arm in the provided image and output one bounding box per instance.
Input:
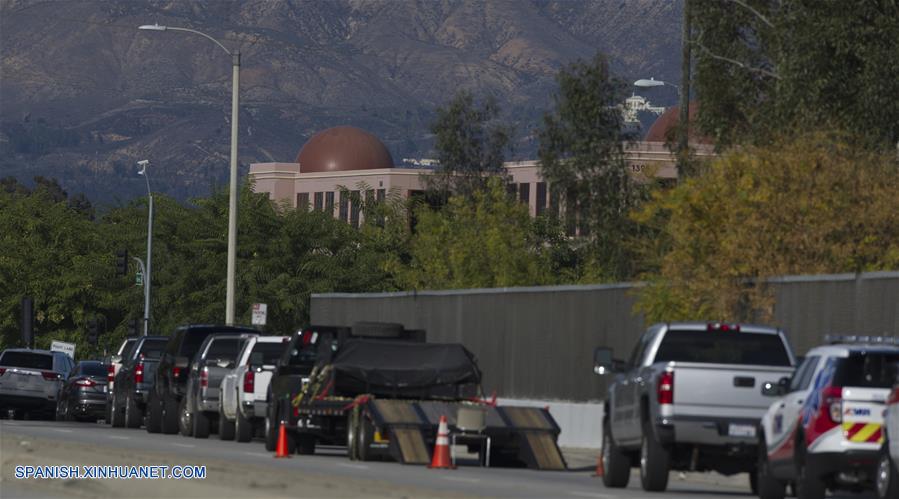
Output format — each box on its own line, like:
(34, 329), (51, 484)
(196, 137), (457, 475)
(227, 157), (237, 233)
(165, 26), (234, 55)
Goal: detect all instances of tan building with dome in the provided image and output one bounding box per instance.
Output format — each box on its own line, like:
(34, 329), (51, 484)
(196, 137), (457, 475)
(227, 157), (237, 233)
(249, 119), (713, 225)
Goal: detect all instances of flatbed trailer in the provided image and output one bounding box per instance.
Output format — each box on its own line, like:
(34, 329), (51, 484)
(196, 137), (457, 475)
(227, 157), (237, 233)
(285, 339), (567, 470)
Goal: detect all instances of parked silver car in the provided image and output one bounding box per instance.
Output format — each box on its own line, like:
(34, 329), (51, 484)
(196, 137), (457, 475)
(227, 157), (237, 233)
(0, 349), (74, 419)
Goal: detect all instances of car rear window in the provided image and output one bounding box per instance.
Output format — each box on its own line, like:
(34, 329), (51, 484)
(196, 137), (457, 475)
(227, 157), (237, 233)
(179, 330), (218, 359)
(654, 330), (792, 366)
(138, 339), (168, 360)
(79, 363), (108, 376)
(0, 351), (54, 370)
(206, 338), (244, 362)
(834, 352), (899, 388)
(119, 339), (137, 360)
(250, 342), (288, 365)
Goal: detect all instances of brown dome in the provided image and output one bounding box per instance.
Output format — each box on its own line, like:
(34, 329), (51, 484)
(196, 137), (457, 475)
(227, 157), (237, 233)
(644, 102), (712, 144)
(296, 126), (394, 173)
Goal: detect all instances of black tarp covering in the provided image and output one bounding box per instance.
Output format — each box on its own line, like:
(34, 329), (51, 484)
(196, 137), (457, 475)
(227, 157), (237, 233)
(328, 340), (481, 399)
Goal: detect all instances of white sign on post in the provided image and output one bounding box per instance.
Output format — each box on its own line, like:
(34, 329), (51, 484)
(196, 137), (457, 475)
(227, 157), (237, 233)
(251, 303), (267, 326)
(51, 340), (76, 359)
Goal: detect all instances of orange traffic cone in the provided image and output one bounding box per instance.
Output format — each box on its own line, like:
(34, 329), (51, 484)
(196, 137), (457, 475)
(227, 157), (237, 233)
(593, 454), (605, 477)
(428, 415), (455, 469)
(274, 422), (291, 458)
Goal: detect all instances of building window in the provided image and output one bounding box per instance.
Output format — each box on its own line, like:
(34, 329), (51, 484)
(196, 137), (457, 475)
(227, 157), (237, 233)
(519, 182), (530, 206)
(296, 192), (309, 211)
(549, 188), (561, 219)
(507, 182), (517, 200)
(536, 182), (547, 216)
(339, 191), (349, 222)
(325, 191), (335, 215)
(365, 189), (374, 206)
(565, 188), (577, 236)
(313, 192), (323, 211)
(350, 190), (361, 228)
(376, 188), (386, 202)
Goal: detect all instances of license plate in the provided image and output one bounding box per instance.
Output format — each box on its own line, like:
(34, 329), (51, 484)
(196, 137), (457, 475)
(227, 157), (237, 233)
(728, 424), (756, 438)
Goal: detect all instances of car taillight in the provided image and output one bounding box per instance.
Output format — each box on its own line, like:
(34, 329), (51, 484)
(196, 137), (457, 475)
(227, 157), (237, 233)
(41, 371), (60, 381)
(824, 386), (843, 424)
(135, 362), (144, 384)
(74, 377), (96, 387)
(200, 366), (208, 389)
(293, 405), (299, 417)
(0, 368), (6, 376)
(107, 364), (115, 383)
(173, 366), (181, 379)
(243, 369), (255, 393)
(657, 371), (674, 405)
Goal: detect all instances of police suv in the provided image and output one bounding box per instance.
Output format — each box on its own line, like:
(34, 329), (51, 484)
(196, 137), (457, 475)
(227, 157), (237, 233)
(757, 335), (899, 499)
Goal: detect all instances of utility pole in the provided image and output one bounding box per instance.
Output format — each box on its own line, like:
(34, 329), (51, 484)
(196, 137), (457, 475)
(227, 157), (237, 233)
(678, 0), (693, 178)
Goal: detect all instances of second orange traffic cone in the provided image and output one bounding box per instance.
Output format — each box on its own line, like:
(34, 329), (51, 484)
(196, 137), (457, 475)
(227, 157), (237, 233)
(274, 422), (291, 458)
(428, 415), (455, 469)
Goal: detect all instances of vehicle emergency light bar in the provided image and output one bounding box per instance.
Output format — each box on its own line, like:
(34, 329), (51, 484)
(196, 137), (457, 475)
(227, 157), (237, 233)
(824, 334), (899, 345)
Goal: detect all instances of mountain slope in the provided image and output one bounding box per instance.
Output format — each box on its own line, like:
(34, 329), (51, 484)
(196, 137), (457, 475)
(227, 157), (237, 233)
(0, 0), (682, 202)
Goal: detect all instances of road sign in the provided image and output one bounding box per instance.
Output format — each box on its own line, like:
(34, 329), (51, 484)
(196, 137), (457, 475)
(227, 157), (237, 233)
(136, 270), (143, 286)
(51, 340), (76, 359)
(251, 303), (267, 326)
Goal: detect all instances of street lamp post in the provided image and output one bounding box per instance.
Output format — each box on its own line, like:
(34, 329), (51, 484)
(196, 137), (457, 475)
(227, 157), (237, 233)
(137, 160), (153, 336)
(139, 23), (240, 325)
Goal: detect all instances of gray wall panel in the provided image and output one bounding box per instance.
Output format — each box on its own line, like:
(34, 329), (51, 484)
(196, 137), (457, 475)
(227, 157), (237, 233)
(312, 273), (898, 403)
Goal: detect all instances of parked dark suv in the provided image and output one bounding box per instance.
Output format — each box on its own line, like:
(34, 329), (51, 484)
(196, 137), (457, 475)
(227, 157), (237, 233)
(145, 325), (257, 434)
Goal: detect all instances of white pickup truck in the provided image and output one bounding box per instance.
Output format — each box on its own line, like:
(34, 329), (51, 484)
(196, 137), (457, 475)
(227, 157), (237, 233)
(218, 336), (288, 442)
(594, 322), (797, 493)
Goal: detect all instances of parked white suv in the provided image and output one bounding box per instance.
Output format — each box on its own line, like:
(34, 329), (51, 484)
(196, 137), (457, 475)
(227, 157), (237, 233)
(878, 366), (899, 499)
(218, 336), (288, 442)
(758, 336), (899, 499)
(0, 349), (73, 419)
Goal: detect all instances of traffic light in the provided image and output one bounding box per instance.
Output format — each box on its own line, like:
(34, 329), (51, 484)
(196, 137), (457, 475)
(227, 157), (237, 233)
(127, 318), (139, 337)
(115, 250), (128, 277)
(87, 319), (99, 345)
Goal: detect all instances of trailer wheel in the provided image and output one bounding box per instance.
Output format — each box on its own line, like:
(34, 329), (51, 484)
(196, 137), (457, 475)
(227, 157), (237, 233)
(347, 410), (359, 461)
(357, 417), (374, 462)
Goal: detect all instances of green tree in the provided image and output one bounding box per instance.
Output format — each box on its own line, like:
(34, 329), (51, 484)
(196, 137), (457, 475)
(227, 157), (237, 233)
(692, 0), (899, 150)
(633, 132), (899, 323)
(538, 53), (645, 281)
(395, 178), (554, 290)
(426, 90), (511, 200)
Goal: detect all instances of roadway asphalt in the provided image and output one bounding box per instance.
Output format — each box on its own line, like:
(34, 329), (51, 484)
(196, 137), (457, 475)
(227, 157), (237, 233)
(0, 419), (875, 499)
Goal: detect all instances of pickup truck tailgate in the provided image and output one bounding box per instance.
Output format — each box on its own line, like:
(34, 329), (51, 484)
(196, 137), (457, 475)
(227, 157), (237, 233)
(670, 362), (794, 419)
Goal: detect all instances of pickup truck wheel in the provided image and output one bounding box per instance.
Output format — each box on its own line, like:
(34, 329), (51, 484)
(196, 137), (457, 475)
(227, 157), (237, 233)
(757, 438), (785, 499)
(296, 434), (316, 455)
(601, 424), (631, 488)
(876, 445), (899, 499)
(125, 395), (143, 429)
(193, 410), (211, 439)
(178, 397), (193, 436)
(795, 453), (825, 499)
(264, 403), (277, 452)
(219, 407), (235, 440)
(236, 406), (253, 442)
(639, 422), (670, 492)
(110, 392), (125, 428)
(146, 393), (162, 433)
(161, 395), (179, 434)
